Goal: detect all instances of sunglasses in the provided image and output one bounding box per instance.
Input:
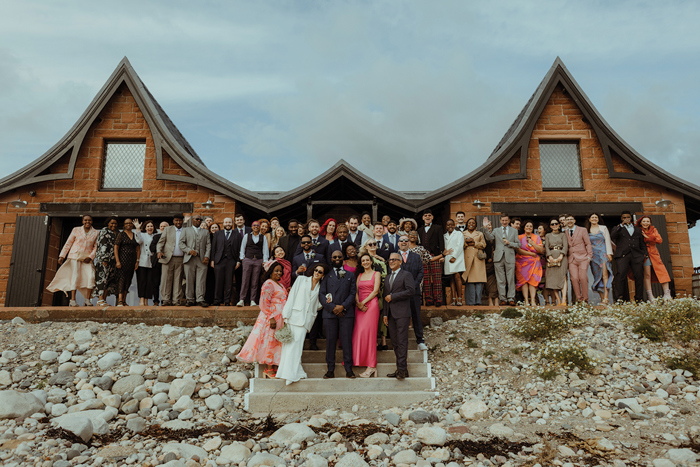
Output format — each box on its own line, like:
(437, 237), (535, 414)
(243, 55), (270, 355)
(300, 241), (311, 244)
(550, 222), (559, 226)
(398, 239), (408, 242)
(314, 269), (324, 274)
(367, 242), (377, 246)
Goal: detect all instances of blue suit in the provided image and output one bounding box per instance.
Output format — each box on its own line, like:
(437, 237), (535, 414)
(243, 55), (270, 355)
(291, 252), (321, 282)
(319, 268), (357, 372)
(383, 232), (400, 251)
(375, 237), (395, 261)
(329, 239), (351, 255)
(399, 250), (426, 344)
(294, 236), (330, 265)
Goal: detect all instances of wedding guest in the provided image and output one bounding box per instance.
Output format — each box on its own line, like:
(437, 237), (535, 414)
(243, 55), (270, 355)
(320, 218), (337, 242)
(347, 215), (366, 246)
(330, 223), (351, 254)
(270, 217), (280, 231)
(320, 250), (357, 379)
(237, 220), (269, 307)
(383, 252), (415, 380)
(343, 243), (358, 273)
(381, 214), (391, 233)
(48, 214), (99, 306)
(545, 218), (568, 305)
(455, 212), (467, 232)
(271, 245), (292, 290)
(515, 220), (544, 307)
(358, 211), (373, 235)
(483, 233), (499, 307)
(564, 214), (592, 303)
(297, 222), (306, 237)
(233, 213), (251, 300)
(237, 261), (287, 378)
(493, 214), (519, 306)
(537, 223), (550, 304)
(133, 219), (158, 306)
(462, 218), (487, 306)
(358, 238), (389, 350)
(587, 213), (613, 304)
(444, 219), (465, 306)
(259, 219), (273, 248)
(611, 211), (647, 302)
(179, 214), (211, 307)
(278, 219), (300, 262)
(211, 218), (240, 306)
(373, 222), (394, 260)
(383, 219), (399, 250)
(397, 235), (427, 350)
(204, 223), (219, 305)
(292, 235), (322, 282)
(636, 215), (673, 301)
(399, 218), (418, 238)
(149, 221), (169, 305)
(352, 253), (381, 377)
(93, 217), (119, 306)
(293, 219), (329, 265)
(418, 209), (445, 307)
(277, 263), (328, 385)
(156, 214), (186, 306)
(270, 226), (286, 252)
(114, 218), (140, 307)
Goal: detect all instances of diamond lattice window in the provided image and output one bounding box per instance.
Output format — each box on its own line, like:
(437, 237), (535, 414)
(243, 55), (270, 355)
(539, 142), (583, 190)
(101, 142), (146, 190)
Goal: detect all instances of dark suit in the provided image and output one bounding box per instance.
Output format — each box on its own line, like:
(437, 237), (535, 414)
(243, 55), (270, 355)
(399, 250), (425, 344)
(278, 234), (301, 262)
(374, 237), (394, 261)
(211, 229), (241, 305)
(319, 269), (357, 372)
(291, 252), (321, 282)
(383, 269), (415, 374)
(232, 226), (252, 299)
(329, 239), (350, 255)
(150, 233), (163, 302)
(293, 236), (330, 265)
(383, 232), (400, 250)
(610, 223), (648, 302)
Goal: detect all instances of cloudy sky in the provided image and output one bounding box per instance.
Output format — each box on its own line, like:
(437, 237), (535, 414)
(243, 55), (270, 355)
(2, 1), (700, 262)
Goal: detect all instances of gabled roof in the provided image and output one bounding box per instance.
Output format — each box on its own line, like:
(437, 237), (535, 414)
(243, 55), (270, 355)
(418, 57), (700, 215)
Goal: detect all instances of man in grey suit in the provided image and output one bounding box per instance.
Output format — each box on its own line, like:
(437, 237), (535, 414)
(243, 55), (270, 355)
(382, 253), (415, 381)
(179, 214), (211, 307)
(157, 214), (185, 306)
(493, 214), (519, 306)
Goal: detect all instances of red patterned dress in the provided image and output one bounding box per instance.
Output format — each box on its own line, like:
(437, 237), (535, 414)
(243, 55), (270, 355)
(237, 279), (287, 365)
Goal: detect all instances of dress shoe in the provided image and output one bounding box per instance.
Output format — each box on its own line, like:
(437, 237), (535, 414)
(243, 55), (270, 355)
(309, 343), (319, 351)
(396, 370), (407, 381)
(387, 371), (398, 378)
(377, 344), (388, 351)
(346, 371), (356, 379)
(212, 301), (221, 306)
(323, 371), (335, 379)
(435, 302), (443, 308)
(186, 301), (195, 307)
(161, 301), (172, 306)
(197, 301), (209, 307)
(508, 300), (516, 306)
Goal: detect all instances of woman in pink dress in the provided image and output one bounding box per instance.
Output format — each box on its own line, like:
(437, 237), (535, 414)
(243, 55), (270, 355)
(237, 261), (287, 378)
(515, 220), (544, 306)
(48, 215), (99, 306)
(353, 253), (381, 378)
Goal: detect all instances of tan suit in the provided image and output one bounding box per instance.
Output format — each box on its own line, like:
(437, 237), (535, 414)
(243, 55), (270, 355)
(179, 226), (211, 303)
(462, 230), (487, 283)
(157, 225), (185, 303)
(566, 226), (592, 302)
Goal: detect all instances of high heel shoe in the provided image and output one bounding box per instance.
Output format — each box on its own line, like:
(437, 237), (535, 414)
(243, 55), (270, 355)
(263, 368), (277, 379)
(359, 367), (377, 378)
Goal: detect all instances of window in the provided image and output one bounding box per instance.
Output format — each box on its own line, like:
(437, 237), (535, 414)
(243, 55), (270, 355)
(539, 141), (583, 190)
(101, 142), (146, 190)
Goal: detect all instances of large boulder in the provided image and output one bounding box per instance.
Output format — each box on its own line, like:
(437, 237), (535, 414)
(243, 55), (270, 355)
(416, 426), (446, 446)
(58, 416), (93, 443)
(226, 372), (249, 390)
(270, 423), (316, 445)
(53, 410), (111, 435)
(111, 375), (145, 395)
(247, 452), (285, 467)
(0, 390), (45, 419)
(220, 442), (252, 463)
(169, 379), (196, 400)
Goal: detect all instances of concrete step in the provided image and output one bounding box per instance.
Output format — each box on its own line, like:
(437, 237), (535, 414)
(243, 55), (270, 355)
(251, 376), (435, 393)
(303, 338), (418, 350)
(255, 362), (431, 378)
(301, 349), (426, 363)
(245, 390), (438, 413)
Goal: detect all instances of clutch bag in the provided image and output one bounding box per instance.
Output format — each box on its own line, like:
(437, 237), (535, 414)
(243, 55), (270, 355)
(274, 325), (294, 344)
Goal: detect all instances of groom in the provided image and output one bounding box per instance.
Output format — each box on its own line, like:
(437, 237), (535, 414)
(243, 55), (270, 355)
(319, 251), (357, 379)
(383, 252), (415, 381)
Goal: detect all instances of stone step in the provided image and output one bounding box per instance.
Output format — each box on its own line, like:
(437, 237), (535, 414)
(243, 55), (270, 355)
(245, 390), (438, 413)
(303, 338), (418, 350)
(250, 376), (435, 393)
(301, 349), (426, 363)
(255, 362), (431, 378)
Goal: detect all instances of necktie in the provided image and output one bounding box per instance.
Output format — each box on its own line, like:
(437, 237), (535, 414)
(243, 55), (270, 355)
(305, 253), (310, 260)
(239, 228), (243, 236)
(402, 251), (407, 262)
(388, 271), (396, 290)
(569, 229), (573, 237)
(335, 267), (342, 277)
(225, 230), (230, 240)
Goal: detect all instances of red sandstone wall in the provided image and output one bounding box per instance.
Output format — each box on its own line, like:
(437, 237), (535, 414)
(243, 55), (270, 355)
(450, 84), (694, 295)
(0, 83), (237, 306)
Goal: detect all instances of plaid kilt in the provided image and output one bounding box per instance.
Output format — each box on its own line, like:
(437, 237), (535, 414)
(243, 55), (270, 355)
(424, 259), (443, 305)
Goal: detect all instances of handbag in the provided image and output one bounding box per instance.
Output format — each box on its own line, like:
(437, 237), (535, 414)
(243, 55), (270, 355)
(76, 252), (92, 262)
(274, 325), (294, 344)
(476, 249), (487, 261)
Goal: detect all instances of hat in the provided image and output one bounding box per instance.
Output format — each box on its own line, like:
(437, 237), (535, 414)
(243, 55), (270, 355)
(399, 217), (418, 231)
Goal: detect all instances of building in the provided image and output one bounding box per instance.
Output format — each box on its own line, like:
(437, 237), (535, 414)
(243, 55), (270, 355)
(1, 57), (698, 306)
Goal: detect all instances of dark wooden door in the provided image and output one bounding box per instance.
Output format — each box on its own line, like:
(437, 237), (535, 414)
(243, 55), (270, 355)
(5, 215), (51, 307)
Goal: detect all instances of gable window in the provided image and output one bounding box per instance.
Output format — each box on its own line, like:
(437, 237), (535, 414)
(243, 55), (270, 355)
(539, 141), (583, 190)
(101, 141), (146, 190)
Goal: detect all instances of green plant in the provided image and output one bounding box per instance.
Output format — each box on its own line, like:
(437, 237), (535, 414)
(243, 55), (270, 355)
(610, 297), (700, 343)
(481, 329), (489, 335)
(536, 340), (598, 373)
(539, 369), (558, 380)
(484, 350), (494, 357)
(633, 319), (664, 342)
(506, 304), (593, 341)
(501, 307), (523, 319)
(666, 353), (700, 376)
(467, 339), (478, 348)
(510, 348), (521, 355)
(473, 312), (486, 320)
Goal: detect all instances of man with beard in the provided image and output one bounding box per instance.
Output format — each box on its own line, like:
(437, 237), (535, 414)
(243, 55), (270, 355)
(210, 217), (241, 306)
(237, 221), (269, 307)
(278, 219), (300, 262)
(293, 219), (329, 265)
(319, 250), (357, 378)
(330, 223), (351, 254)
(347, 215), (366, 247)
(179, 214), (211, 307)
(156, 214), (186, 306)
(383, 219), (400, 250)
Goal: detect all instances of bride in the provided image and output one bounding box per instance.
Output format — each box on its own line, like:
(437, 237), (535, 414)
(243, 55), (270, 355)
(276, 263), (329, 385)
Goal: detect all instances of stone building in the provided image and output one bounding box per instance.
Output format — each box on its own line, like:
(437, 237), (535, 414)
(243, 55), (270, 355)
(1, 57), (697, 306)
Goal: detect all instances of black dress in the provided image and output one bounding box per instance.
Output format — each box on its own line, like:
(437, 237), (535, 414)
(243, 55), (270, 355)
(115, 231), (139, 296)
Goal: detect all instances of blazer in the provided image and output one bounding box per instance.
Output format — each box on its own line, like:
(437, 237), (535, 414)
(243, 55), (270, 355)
(60, 226), (99, 261)
(565, 226), (592, 262)
(398, 250), (424, 296)
(374, 237), (395, 261)
(610, 223), (648, 260)
(329, 238), (351, 254)
(291, 252), (321, 282)
(278, 234), (301, 261)
(157, 225), (185, 264)
(319, 269), (357, 319)
(492, 226), (519, 263)
(418, 224), (444, 256)
(134, 231), (156, 268)
(383, 232), (400, 250)
(382, 269), (415, 319)
(282, 276), (322, 331)
(294, 236), (329, 265)
(232, 226), (252, 247)
(211, 229), (241, 265)
(179, 225), (211, 264)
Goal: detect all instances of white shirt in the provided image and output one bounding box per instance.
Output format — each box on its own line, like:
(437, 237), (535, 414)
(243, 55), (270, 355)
(424, 224), (431, 232)
(239, 233), (270, 261)
(622, 223), (635, 235)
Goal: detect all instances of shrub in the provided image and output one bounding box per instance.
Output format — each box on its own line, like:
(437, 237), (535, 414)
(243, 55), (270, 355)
(501, 307), (523, 319)
(506, 303), (593, 341)
(633, 319), (664, 342)
(467, 338), (478, 348)
(536, 339), (599, 374)
(666, 353), (700, 376)
(610, 297), (700, 343)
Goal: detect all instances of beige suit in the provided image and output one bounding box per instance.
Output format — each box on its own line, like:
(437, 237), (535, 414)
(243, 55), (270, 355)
(157, 225), (185, 303)
(179, 226), (211, 303)
(462, 230), (487, 283)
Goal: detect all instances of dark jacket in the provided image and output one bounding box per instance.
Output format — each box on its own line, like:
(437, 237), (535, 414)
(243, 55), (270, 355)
(382, 269), (415, 319)
(610, 223), (648, 260)
(399, 250), (424, 296)
(211, 229), (241, 264)
(319, 269), (357, 319)
(418, 224), (445, 257)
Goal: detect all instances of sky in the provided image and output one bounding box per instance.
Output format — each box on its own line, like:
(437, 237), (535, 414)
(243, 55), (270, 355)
(1, 0), (700, 263)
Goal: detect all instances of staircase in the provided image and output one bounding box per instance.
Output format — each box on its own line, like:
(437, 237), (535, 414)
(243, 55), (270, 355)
(245, 338), (437, 413)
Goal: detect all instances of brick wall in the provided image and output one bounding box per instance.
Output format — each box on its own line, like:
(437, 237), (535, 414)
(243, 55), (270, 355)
(449, 84), (694, 295)
(0, 83), (238, 306)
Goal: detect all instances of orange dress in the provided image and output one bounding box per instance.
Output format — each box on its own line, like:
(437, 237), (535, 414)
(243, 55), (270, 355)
(643, 227), (671, 283)
(237, 279), (287, 365)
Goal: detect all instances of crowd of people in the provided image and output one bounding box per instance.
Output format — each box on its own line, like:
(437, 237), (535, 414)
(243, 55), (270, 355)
(46, 209), (674, 382)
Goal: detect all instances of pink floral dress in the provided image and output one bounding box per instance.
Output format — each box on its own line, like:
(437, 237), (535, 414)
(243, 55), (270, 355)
(238, 279), (287, 366)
